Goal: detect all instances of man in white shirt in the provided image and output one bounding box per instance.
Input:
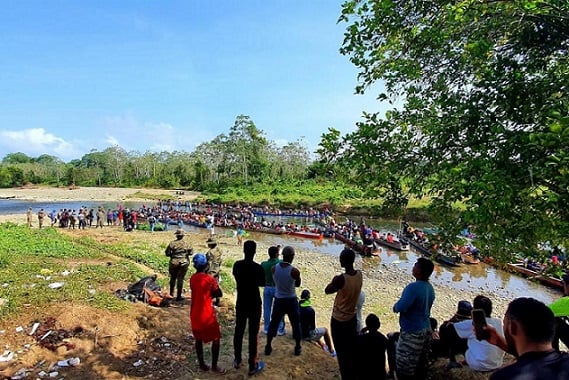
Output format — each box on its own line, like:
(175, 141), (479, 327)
(453, 295), (505, 371)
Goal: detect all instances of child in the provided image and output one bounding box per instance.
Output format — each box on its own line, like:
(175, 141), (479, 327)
(355, 313), (388, 379)
(299, 289), (336, 357)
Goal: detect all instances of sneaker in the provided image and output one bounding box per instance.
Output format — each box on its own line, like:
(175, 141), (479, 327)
(330, 351), (337, 358)
(233, 359), (242, 369)
(277, 330), (286, 336)
(294, 345), (302, 356)
(248, 361), (265, 376)
(264, 345), (272, 356)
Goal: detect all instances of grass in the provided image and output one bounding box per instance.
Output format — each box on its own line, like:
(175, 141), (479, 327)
(0, 223), (237, 319)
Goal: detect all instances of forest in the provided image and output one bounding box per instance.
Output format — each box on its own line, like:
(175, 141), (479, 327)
(1, 1), (568, 264)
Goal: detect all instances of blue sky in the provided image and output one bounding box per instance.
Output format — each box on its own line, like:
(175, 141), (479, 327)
(0, 1), (385, 162)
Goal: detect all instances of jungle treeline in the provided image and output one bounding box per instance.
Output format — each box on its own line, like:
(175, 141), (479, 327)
(1, 1), (568, 264)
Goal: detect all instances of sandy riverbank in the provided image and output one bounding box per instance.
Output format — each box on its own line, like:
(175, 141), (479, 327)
(0, 186), (198, 225)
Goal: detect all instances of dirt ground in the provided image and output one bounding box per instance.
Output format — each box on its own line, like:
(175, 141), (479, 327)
(0, 223), (341, 380)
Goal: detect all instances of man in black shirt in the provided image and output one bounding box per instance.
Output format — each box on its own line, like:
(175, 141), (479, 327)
(485, 297), (569, 380)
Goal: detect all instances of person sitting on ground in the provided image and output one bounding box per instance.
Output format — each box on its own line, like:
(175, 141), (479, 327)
(189, 254), (225, 374)
(299, 289), (336, 357)
(549, 273), (569, 351)
(439, 300), (473, 369)
(484, 297), (569, 380)
(356, 313), (388, 379)
(452, 295), (505, 371)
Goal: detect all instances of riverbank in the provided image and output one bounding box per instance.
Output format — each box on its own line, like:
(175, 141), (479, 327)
(0, 186), (562, 379)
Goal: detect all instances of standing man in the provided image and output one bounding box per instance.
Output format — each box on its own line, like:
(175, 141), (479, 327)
(393, 257), (436, 380)
(485, 297), (569, 379)
(165, 228), (193, 301)
(260, 246), (286, 336)
(26, 207), (33, 227)
(232, 240), (266, 376)
(96, 207), (105, 228)
(265, 246), (303, 357)
(206, 236), (223, 307)
(37, 208), (46, 229)
(325, 248), (363, 379)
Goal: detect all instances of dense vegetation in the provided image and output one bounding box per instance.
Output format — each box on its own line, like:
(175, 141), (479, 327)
(1, 1), (568, 265)
(337, 0), (569, 262)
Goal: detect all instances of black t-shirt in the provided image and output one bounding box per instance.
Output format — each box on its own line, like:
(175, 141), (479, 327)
(490, 350), (569, 380)
(232, 259), (265, 308)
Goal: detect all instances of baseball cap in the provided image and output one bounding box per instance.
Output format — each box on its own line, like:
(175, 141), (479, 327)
(456, 300), (473, 318)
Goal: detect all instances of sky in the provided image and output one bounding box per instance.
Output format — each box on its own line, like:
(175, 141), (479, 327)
(0, 1), (386, 162)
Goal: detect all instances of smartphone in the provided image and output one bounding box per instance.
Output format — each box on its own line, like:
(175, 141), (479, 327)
(472, 308), (489, 340)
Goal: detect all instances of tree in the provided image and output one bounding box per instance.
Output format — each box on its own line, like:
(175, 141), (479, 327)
(2, 152), (32, 164)
(339, 0), (569, 260)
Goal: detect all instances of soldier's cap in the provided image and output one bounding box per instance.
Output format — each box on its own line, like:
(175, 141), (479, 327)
(206, 237), (217, 245)
(192, 253), (208, 269)
(174, 228), (185, 236)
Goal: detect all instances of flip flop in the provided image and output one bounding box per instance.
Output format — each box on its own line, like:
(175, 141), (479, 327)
(212, 366), (226, 375)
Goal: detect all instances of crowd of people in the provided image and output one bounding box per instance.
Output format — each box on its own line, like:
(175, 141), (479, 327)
(179, 231), (569, 379)
(24, 201), (569, 378)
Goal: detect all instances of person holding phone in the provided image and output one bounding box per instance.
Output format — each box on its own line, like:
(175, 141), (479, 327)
(452, 295), (505, 371)
(484, 297), (569, 380)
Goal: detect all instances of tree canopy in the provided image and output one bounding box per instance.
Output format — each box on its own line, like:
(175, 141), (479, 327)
(339, 0), (569, 260)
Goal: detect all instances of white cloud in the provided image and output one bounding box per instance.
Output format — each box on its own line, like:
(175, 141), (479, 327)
(100, 114), (202, 154)
(0, 128), (81, 161)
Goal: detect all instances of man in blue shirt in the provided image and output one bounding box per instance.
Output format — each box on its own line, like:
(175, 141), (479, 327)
(392, 257), (435, 380)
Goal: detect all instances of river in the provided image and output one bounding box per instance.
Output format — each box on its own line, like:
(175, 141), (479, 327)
(0, 199), (561, 304)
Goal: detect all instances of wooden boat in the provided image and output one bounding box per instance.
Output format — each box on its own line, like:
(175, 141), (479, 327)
(434, 251), (463, 267)
(374, 237), (409, 251)
(407, 238), (433, 257)
(288, 230), (323, 239)
(334, 232), (374, 256)
(507, 263), (564, 290)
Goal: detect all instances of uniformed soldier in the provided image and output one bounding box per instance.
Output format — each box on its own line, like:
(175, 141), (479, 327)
(37, 208), (46, 229)
(206, 237), (223, 306)
(165, 228), (193, 301)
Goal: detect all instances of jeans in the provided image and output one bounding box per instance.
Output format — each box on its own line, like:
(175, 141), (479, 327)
(263, 286), (285, 334)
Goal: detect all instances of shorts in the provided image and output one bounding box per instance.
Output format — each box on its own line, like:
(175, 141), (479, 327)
(303, 327), (326, 342)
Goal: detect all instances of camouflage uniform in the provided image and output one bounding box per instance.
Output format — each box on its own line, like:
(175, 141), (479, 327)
(206, 238), (223, 306)
(165, 232), (193, 300)
(206, 246), (223, 281)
